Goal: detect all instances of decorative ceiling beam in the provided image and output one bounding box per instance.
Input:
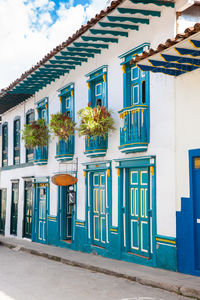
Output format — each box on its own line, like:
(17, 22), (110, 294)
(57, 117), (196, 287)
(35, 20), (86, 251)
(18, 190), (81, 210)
(61, 51), (94, 57)
(117, 7), (161, 17)
(161, 54), (200, 66)
(189, 40), (200, 48)
(148, 59), (198, 72)
(67, 47), (101, 53)
(99, 22), (139, 30)
(56, 55), (88, 62)
(174, 47), (200, 57)
(44, 64), (75, 69)
(107, 16), (149, 24)
(50, 59), (81, 65)
(73, 42), (109, 49)
(90, 29), (128, 37)
(82, 36), (118, 43)
(138, 64), (184, 76)
(129, 0), (174, 8)
(39, 68), (67, 75)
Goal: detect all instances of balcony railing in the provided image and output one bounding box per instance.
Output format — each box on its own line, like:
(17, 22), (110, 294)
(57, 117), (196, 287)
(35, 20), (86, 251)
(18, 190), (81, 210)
(85, 136), (107, 158)
(55, 136), (74, 162)
(34, 146), (48, 165)
(119, 105), (149, 153)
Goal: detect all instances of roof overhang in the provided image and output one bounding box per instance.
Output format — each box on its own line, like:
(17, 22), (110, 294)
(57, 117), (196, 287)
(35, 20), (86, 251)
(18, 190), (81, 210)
(131, 23), (200, 76)
(0, 0), (174, 114)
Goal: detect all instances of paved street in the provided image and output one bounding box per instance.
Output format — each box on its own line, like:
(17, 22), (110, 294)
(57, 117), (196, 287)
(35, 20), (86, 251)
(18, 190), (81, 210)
(0, 246), (190, 300)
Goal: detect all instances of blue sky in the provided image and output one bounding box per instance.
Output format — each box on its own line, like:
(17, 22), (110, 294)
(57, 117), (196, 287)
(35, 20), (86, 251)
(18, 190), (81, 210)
(0, 0), (108, 89)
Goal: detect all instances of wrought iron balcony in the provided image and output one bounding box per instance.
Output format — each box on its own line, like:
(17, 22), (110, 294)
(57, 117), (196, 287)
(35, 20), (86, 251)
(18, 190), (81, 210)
(55, 136), (74, 162)
(34, 146), (48, 165)
(85, 135), (107, 158)
(119, 105), (149, 153)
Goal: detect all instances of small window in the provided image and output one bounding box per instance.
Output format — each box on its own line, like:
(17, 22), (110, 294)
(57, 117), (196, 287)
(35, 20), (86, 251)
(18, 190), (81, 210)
(132, 85), (139, 105)
(95, 83), (102, 96)
(2, 123), (8, 167)
(131, 67), (139, 81)
(65, 97), (71, 110)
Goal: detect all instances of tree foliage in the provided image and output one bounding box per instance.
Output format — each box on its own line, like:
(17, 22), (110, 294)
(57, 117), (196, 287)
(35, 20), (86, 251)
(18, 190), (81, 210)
(77, 106), (115, 138)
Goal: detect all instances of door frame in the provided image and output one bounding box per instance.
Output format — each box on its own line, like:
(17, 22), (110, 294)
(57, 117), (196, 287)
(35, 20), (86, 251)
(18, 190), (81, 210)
(0, 188), (7, 235)
(23, 179), (34, 239)
(116, 156), (157, 267)
(58, 183), (76, 244)
(188, 149), (200, 272)
(10, 180), (19, 236)
(32, 177), (49, 244)
(84, 161), (112, 253)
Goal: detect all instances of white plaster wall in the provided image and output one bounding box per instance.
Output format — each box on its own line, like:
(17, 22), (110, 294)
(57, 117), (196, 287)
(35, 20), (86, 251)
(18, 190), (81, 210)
(175, 68), (200, 211)
(1, 5), (177, 238)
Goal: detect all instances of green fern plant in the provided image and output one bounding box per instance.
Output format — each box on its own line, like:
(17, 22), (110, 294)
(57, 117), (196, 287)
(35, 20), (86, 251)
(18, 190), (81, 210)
(50, 113), (76, 141)
(77, 106), (115, 138)
(21, 119), (49, 148)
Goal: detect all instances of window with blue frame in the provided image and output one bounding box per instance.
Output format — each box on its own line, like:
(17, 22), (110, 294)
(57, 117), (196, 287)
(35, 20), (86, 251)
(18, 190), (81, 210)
(119, 43), (150, 153)
(26, 109), (35, 162)
(59, 83), (74, 117)
(36, 97), (48, 124)
(13, 117), (20, 165)
(2, 123), (8, 167)
(86, 66), (108, 108)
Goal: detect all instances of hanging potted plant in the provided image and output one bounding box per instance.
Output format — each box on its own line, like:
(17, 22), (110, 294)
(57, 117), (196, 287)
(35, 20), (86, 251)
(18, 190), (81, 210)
(77, 106), (115, 157)
(77, 105), (115, 138)
(49, 112), (76, 141)
(21, 119), (49, 148)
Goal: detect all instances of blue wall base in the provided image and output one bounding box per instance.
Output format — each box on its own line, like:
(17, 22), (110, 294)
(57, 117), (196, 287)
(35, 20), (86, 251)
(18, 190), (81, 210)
(156, 243), (177, 272)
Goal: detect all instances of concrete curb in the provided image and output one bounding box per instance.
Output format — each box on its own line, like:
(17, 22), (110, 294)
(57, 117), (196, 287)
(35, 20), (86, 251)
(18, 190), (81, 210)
(1, 241), (200, 299)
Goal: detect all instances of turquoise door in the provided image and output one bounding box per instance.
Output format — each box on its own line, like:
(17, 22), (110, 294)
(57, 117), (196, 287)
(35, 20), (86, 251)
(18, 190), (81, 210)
(38, 185), (47, 243)
(0, 189), (6, 234)
(92, 172), (106, 247)
(10, 183), (19, 235)
(193, 157), (200, 269)
(23, 181), (33, 239)
(128, 168), (150, 257)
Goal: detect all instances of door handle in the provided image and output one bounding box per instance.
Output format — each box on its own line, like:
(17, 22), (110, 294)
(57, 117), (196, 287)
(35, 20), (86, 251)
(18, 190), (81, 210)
(197, 219), (200, 223)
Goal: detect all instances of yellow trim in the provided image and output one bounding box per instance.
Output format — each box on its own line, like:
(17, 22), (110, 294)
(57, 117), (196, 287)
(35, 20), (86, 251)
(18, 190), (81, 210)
(59, 96), (62, 102)
(160, 53), (167, 62)
(189, 39), (198, 49)
(103, 73), (106, 82)
(156, 237), (176, 245)
(71, 90), (74, 96)
(45, 103), (48, 109)
(119, 142), (148, 147)
(84, 171), (87, 179)
(32, 183), (35, 188)
(107, 169), (110, 177)
(110, 228), (117, 232)
(48, 216), (56, 220)
(85, 149), (106, 152)
(76, 221), (85, 226)
(150, 166), (154, 176)
(121, 64), (126, 74)
(88, 82), (90, 90)
(117, 168), (120, 177)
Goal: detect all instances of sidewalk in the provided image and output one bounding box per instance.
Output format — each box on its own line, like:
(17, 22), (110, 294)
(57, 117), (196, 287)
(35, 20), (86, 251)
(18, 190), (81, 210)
(0, 236), (200, 299)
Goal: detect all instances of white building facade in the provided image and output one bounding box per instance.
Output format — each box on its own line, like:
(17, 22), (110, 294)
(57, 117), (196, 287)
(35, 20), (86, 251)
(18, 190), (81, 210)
(0, 0), (199, 274)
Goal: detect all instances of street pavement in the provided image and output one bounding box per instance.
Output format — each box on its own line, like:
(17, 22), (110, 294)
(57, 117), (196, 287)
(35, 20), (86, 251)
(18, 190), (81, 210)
(0, 246), (190, 300)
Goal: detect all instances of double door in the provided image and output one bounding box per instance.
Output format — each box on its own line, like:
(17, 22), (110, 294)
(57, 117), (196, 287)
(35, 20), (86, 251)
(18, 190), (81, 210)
(10, 182), (19, 235)
(23, 181), (33, 239)
(0, 189), (6, 234)
(92, 172), (107, 247)
(193, 157), (200, 270)
(125, 168), (151, 258)
(38, 184), (47, 243)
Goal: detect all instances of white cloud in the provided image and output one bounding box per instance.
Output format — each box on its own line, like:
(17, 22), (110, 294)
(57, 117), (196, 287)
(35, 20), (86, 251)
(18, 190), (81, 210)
(0, 0), (108, 90)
